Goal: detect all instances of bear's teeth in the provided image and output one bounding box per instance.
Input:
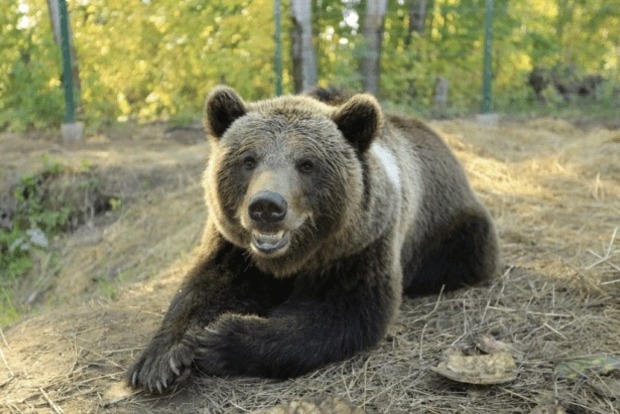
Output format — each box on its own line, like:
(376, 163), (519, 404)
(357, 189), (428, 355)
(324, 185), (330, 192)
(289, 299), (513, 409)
(251, 230), (290, 254)
(255, 230), (284, 241)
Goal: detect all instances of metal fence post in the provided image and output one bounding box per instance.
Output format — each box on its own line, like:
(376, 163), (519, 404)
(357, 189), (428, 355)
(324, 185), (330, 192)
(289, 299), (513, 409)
(482, 0), (493, 114)
(58, 0), (75, 123)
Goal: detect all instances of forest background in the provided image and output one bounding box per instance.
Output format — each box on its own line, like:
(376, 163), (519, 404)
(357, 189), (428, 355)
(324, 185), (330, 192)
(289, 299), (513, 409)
(0, 0), (620, 131)
(1, 0), (620, 133)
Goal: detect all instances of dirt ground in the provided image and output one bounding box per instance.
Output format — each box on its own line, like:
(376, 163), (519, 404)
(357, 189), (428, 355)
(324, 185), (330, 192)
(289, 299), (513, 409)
(0, 116), (619, 413)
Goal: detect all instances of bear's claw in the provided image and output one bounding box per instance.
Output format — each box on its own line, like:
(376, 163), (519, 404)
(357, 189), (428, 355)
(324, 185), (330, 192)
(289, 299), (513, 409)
(127, 337), (195, 394)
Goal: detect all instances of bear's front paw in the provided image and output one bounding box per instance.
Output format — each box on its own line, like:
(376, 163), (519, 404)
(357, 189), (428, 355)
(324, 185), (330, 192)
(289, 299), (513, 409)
(127, 336), (195, 394)
(193, 314), (268, 376)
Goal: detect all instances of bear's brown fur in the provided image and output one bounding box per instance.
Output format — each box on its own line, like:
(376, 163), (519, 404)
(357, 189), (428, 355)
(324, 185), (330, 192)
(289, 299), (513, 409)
(127, 86), (499, 394)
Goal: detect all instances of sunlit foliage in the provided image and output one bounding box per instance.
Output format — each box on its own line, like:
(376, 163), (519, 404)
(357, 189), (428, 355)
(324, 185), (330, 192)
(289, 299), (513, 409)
(0, 0), (619, 130)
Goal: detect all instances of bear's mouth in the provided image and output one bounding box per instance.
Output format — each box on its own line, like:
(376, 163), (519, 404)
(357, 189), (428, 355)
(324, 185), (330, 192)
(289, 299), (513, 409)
(251, 230), (290, 256)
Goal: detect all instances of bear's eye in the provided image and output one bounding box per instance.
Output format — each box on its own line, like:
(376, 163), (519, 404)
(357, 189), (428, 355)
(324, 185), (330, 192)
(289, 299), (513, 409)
(242, 155), (257, 170)
(297, 159), (315, 174)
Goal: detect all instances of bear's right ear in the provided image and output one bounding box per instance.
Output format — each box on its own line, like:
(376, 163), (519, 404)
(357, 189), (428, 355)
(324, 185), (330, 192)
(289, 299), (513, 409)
(332, 94), (383, 153)
(204, 86), (247, 139)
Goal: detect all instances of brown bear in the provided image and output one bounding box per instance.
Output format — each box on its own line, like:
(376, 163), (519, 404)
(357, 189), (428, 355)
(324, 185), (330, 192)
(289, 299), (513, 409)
(127, 86), (499, 393)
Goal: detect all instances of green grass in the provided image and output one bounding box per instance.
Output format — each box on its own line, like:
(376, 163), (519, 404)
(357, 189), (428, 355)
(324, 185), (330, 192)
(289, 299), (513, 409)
(0, 157), (93, 327)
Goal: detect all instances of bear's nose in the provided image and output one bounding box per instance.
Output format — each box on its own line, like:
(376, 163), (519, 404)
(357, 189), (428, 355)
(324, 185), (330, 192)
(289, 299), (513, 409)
(248, 191), (287, 224)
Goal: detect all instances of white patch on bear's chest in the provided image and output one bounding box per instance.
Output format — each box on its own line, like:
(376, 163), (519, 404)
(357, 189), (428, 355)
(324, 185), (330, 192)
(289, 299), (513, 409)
(371, 142), (401, 190)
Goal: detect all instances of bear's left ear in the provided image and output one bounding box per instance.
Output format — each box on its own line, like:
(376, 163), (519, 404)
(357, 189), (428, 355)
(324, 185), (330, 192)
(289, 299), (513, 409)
(204, 86), (247, 139)
(332, 94), (383, 153)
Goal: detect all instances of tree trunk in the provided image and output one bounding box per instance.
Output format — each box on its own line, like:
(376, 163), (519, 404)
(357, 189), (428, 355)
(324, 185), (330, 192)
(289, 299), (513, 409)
(290, 0), (317, 93)
(47, 0), (62, 44)
(361, 0), (387, 96)
(406, 0), (428, 45)
(46, 0), (81, 108)
(433, 76), (448, 116)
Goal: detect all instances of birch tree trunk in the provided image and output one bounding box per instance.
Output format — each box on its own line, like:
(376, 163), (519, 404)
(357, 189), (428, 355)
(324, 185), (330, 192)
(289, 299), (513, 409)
(360, 0), (387, 96)
(406, 0), (428, 45)
(290, 0), (317, 93)
(46, 0), (81, 107)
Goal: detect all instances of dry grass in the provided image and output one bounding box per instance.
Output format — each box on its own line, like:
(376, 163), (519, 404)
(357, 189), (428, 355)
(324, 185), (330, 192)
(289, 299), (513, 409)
(1, 118), (619, 413)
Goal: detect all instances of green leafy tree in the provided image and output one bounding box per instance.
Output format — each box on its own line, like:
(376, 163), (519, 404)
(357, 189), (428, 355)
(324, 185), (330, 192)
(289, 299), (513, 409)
(0, 0), (64, 130)
(1, 0), (619, 129)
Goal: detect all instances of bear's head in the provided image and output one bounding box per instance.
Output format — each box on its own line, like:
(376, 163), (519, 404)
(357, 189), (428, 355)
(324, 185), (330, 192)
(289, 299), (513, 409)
(203, 86), (383, 276)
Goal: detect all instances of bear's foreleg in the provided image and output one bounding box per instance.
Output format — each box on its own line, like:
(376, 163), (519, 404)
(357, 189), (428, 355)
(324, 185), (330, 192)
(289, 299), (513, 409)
(127, 233), (289, 393)
(193, 244), (399, 378)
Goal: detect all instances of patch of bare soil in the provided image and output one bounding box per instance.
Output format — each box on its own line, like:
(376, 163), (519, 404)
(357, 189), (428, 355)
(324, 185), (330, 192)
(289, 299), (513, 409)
(1, 118), (619, 413)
